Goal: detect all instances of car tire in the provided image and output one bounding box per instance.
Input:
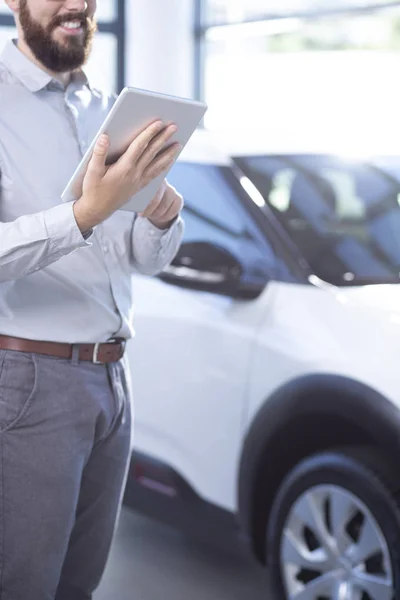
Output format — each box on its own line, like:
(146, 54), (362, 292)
(266, 447), (400, 600)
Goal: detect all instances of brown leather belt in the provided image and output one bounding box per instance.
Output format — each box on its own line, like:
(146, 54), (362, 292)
(0, 335), (126, 364)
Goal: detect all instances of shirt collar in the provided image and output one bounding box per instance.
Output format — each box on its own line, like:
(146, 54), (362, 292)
(0, 38), (89, 93)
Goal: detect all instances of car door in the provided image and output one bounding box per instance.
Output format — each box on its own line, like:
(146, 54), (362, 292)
(127, 161), (277, 512)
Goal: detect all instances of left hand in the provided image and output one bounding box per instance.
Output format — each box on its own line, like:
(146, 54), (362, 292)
(139, 180), (183, 230)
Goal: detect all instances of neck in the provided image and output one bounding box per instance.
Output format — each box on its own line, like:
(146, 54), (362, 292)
(16, 37), (71, 87)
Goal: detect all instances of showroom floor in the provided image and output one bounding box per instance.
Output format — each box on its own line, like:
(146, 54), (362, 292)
(95, 507), (269, 600)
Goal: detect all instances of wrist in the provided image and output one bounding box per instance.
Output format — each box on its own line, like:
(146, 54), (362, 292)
(73, 197), (104, 232)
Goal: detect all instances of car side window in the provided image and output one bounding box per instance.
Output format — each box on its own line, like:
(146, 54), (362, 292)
(236, 154), (400, 285)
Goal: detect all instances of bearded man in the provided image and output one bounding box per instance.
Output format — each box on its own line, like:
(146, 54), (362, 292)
(0, 1), (184, 598)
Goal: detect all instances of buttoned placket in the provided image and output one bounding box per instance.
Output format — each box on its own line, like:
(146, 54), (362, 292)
(62, 82), (126, 337)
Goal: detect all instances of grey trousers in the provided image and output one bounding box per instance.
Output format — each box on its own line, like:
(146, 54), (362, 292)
(0, 346), (133, 600)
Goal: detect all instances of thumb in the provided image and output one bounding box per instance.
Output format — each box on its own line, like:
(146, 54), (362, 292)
(87, 134), (109, 178)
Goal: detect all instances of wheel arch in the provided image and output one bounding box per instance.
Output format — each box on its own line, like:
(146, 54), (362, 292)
(238, 374), (400, 563)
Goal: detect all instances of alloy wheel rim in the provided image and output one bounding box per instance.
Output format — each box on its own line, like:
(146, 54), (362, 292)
(280, 484), (394, 600)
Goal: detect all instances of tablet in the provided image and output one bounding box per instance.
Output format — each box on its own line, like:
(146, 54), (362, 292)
(61, 86), (208, 212)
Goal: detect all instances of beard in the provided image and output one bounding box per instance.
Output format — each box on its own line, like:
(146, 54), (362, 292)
(18, 0), (97, 73)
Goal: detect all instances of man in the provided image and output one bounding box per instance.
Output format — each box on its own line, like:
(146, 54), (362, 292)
(0, 0), (184, 598)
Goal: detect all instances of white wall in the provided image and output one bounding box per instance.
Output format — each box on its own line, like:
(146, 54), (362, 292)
(125, 0), (196, 99)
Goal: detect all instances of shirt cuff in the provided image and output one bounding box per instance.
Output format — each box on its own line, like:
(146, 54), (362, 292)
(43, 202), (93, 250)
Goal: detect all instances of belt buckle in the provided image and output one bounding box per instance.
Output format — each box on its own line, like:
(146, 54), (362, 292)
(92, 343), (103, 365)
(119, 339), (127, 358)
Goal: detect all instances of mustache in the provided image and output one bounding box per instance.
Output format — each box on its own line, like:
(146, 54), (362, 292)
(49, 12), (90, 30)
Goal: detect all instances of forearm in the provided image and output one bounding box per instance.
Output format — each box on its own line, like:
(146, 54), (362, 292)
(130, 214), (184, 276)
(0, 202), (92, 283)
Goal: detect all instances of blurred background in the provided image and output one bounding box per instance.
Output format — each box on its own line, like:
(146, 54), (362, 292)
(3, 0), (400, 133)
(2, 1), (400, 599)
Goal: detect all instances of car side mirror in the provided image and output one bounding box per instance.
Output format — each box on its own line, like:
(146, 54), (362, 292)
(159, 241), (244, 295)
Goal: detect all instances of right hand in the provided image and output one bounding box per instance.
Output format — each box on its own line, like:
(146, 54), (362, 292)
(73, 120), (181, 232)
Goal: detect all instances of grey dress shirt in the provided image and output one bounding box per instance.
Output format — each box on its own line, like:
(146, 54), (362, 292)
(0, 39), (183, 344)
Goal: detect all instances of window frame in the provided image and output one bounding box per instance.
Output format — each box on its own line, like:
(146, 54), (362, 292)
(0, 0), (126, 91)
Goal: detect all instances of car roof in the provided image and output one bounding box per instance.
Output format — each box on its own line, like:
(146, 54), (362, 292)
(177, 128), (232, 166)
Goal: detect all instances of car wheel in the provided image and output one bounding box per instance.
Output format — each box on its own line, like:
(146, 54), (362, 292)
(266, 448), (400, 600)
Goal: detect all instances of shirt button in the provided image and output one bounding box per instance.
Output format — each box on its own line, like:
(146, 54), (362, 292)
(103, 245), (109, 253)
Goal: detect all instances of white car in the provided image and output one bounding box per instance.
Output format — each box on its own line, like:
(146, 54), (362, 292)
(124, 128), (400, 600)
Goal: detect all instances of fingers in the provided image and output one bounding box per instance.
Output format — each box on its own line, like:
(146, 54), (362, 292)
(141, 183), (183, 224)
(145, 196), (175, 222)
(147, 198), (181, 226)
(142, 142), (181, 181)
(119, 120), (166, 168)
(117, 121), (179, 180)
(86, 134), (109, 180)
(136, 124), (177, 169)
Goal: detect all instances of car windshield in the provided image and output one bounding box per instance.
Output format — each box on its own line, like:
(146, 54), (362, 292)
(235, 154), (400, 286)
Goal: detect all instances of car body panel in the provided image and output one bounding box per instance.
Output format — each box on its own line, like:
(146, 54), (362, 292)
(127, 128), (400, 521)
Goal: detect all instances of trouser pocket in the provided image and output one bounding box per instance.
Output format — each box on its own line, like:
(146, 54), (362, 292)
(0, 350), (38, 432)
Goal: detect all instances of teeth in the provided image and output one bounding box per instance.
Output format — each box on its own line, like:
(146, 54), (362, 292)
(62, 21), (81, 29)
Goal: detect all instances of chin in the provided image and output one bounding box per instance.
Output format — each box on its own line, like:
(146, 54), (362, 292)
(53, 30), (83, 46)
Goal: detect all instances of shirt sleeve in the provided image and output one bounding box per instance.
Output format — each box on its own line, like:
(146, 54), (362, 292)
(0, 201), (93, 283)
(130, 214), (184, 276)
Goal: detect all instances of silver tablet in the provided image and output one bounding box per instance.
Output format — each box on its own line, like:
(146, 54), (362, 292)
(61, 86), (208, 213)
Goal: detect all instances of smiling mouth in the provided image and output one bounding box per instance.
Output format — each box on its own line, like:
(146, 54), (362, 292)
(57, 20), (85, 35)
